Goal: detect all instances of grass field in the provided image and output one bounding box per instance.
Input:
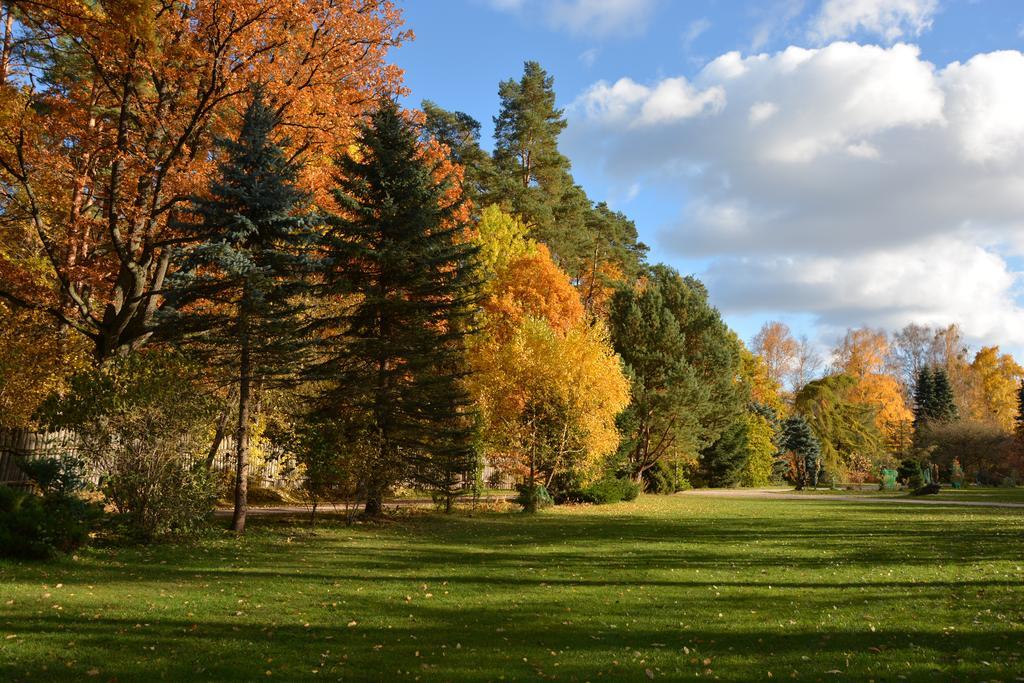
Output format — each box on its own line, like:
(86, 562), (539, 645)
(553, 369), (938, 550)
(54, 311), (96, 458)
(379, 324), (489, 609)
(2, 495), (1023, 681)
(786, 486), (1024, 504)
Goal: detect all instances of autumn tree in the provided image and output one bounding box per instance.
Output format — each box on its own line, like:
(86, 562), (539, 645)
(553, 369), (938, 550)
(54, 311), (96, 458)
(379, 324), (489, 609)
(831, 327), (913, 451)
(468, 204), (628, 507)
(0, 0), (408, 360)
(752, 321), (799, 389)
(741, 407), (779, 487)
(313, 100), (480, 516)
(969, 346), (1023, 431)
(469, 317), (629, 509)
(162, 90), (316, 533)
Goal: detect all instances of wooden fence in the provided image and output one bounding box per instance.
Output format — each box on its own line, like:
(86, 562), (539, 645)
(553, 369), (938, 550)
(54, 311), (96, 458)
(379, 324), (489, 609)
(0, 428), (298, 490)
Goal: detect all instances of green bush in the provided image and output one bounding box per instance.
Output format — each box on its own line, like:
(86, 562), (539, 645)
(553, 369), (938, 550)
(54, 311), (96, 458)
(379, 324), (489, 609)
(643, 460), (692, 494)
(513, 483), (553, 512)
(105, 463), (218, 542)
(0, 457), (101, 560)
(559, 478), (642, 505)
(39, 350), (219, 541)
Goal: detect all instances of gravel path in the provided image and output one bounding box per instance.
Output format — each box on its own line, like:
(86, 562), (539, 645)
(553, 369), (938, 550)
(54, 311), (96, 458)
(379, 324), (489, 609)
(678, 487), (1024, 509)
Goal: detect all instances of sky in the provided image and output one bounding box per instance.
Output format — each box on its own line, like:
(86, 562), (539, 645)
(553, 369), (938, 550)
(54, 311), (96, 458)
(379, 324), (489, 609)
(392, 0), (1024, 357)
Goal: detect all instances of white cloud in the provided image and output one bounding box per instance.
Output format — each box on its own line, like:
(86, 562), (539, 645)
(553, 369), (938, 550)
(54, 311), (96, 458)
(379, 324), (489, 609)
(748, 101), (779, 124)
(809, 0), (939, 43)
(566, 41), (1024, 345)
(578, 47), (599, 67)
(703, 238), (1024, 345)
(683, 18), (711, 47)
(577, 76), (725, 126)
(488, 0), (656, 37)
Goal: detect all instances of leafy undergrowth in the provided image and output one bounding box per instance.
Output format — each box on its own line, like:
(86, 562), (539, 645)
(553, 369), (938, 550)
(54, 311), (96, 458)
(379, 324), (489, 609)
(1, 496), (1022, 681)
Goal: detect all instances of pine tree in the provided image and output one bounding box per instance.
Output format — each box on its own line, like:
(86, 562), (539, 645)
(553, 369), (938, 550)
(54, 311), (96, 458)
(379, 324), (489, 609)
(316, 100), (480, 516)
(492, 61), (571, 242)
(422, 100), (495, 211)
(163, 87), (316, 533)
(782, 415), (821, 490)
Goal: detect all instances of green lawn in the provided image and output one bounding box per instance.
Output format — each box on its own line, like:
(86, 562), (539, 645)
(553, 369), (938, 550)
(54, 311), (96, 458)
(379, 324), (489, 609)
(2, 496), (1023, 681)
(788, 486), (1024, 504)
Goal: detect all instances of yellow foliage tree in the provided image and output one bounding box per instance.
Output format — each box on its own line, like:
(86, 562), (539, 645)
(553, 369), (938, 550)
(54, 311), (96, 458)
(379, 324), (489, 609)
(970, 346), (1023, 431)
(468, 316), (629, 490)
(740, 412), (776, 487)
(832, 327), (913, 450)
(0, 303), (88, 427)
(475, 205), (536, 281)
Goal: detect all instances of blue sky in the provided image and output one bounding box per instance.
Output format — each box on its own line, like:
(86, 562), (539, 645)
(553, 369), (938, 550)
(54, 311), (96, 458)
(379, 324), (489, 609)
(393, 1), (1024, 357)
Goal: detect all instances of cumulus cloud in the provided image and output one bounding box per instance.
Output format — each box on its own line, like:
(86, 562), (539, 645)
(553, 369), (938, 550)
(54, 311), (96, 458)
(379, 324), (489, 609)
(702, 238), (1024, 344)
(566, 41), (1024, 345)
(577, 77), (725, 126)
(809, 0), (939, 43)
(487, 0), (656, 37)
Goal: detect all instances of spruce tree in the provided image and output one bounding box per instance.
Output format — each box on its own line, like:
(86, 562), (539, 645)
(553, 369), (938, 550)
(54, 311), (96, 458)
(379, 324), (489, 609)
(931, 367), (958, 421)
(912, 366), (934, 430)
(782, 415), (821, 489)
(316, 100), (480, 516)
(700, 418), (750, 487)
(163, 87), (316, 533)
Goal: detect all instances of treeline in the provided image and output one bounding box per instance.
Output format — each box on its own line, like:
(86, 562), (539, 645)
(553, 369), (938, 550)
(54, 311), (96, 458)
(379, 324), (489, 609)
(752, 321), (1024, 488)
(0, 2), (773, 544)
(1, 3), (1021, 554)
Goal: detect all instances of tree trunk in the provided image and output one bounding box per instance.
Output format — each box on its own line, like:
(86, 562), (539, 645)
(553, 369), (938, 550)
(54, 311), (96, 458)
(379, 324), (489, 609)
(204, 390), (234, 470)
(231, 307), (251, 533)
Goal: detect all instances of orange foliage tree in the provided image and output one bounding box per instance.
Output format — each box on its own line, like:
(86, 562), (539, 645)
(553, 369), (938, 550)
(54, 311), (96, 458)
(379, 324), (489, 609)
(832, 327), (913, 450)
(0, 0), (408, 359)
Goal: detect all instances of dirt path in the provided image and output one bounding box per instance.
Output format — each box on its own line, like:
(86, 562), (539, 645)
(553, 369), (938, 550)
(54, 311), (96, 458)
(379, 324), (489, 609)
(678, 488), (1024, 509)
(214, 495), (513, 517)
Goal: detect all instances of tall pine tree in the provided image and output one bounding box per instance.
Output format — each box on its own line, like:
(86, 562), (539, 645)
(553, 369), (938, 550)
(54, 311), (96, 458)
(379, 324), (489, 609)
(163, 87), (316, 533)
(316, 100), (480, 515)
(492, 61), (572, 242)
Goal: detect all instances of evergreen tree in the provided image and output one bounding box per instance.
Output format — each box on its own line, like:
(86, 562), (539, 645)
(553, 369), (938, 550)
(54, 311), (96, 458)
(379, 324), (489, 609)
(492, 61), (572, 243)
(701, 418), (750, 487)
(796, 374), (884, 478)
(163, 88), (316, 533)
(316, 100), (480, 516)
(421, 100), (494, 211)
(782, 415), (821, 490)
(912, 365), (934, 430)
(608, 265), (743, 482)
(931, 367), (958, 421)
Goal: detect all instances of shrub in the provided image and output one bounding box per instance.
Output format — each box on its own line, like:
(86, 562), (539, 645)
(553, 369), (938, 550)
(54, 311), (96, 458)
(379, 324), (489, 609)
(644, 460), (692, 494)
(39, 350), (219, 541)
(558, 477), (641, 505)
(513, 483), (553, 512)
(912, 483), (941, 496)
(105, 462), (218, 541)
(0, 456), (100, 560)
